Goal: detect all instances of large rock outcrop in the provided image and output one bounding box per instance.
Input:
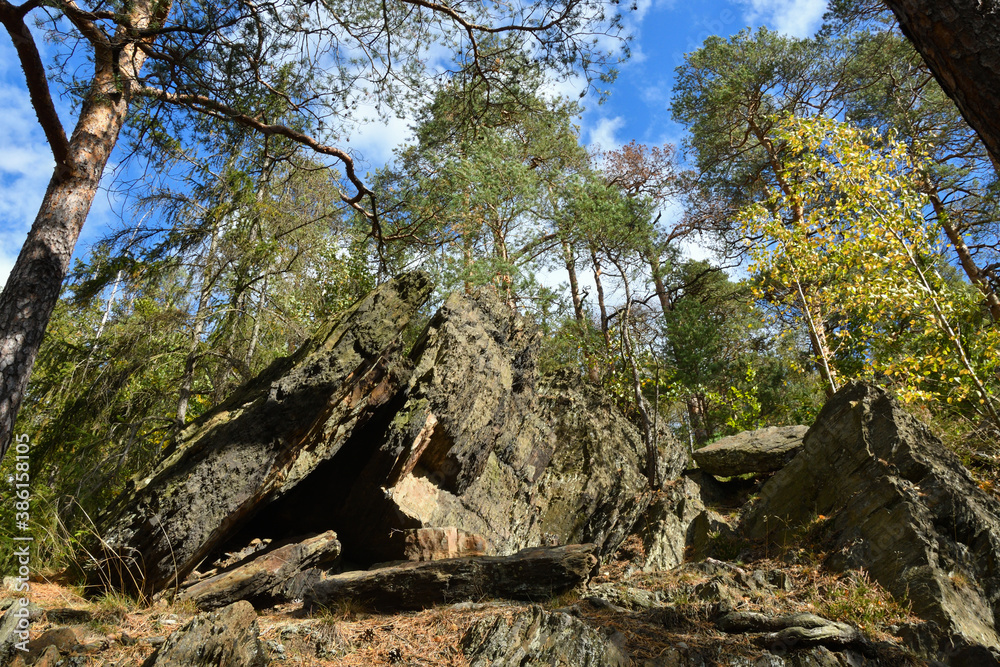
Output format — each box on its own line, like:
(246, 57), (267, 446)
(744, 382), (1000, 660)
(89, 274), (681, 597)
(305, 290), (671, 563)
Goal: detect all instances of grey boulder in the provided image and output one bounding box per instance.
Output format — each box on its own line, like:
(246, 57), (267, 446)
(693, 425), (808, 477)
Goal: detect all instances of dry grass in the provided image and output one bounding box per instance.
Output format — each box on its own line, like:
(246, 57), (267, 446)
(2, 575), (532, 667)
(256, 604), (523, 666)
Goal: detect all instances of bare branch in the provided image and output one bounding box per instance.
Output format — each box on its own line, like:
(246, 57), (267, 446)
(138, 86), (373, 211)
(52, 0), (113, 50)
(400, 0), (577, 36)
(0, 0), (70, 167)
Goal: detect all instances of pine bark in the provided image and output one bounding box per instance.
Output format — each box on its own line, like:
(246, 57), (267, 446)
(883, 0), (1000, 170)
(0, 0), (164, 457)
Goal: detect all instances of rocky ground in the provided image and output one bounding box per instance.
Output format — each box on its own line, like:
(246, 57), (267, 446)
(0, 536), (924, 666)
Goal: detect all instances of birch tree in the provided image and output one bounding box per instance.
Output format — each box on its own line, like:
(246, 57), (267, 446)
(742, 115), (1000, 422)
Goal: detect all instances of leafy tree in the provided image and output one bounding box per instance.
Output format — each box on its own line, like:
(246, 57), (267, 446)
(671, 28), (859, 392)
(741, 115), (1000, 423)
(378, 67), (589, 305)
(12, 151), (377, 534)
(821, 7), (1000, 322)
(673, 23), (1000, 395)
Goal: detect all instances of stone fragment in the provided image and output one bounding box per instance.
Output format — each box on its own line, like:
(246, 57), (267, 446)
(180, 531), (341, 610)
(693, 425), (808, 478)
(44, 608), (93, 625)
(461, 605), (629, 666)
(33, 645), (62, 667)
(402, 527), (486, 561)
(302, 544), (598, 612)
(0, 602), (42, 665)
(140, 600), (267, 667)
(24, 627), (80, 663)
(717, 611), (863, 650)
(688, 509), (739, 561)
(636, 477), (706, 571)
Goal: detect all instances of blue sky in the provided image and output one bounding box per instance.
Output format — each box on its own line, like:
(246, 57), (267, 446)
(0, 0), (829, 289)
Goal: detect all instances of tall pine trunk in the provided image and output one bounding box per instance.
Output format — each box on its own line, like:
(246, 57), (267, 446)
(0, 0), (164, 457)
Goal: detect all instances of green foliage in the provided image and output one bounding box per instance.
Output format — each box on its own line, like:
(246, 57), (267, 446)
(741, 115), (1000, 422)
(9, 152), (380, 553)
(377, 64), (591, 307)
(815, 571), (913, 635)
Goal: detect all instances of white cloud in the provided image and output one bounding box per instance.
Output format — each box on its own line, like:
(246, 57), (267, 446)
(589, 116), (625, 152)
(348, 108), (415, 172)
(640, 81), (670, 106)
(739, 0), (828, 38)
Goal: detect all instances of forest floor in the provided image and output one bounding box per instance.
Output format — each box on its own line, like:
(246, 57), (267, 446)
(5, 540), (924, 667)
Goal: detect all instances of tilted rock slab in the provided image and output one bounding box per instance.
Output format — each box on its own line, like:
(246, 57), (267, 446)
(90, 275), (680, 597)
(301, 544), (598, 612)
(88, 273), (434, 595)
(461, 605), (629, 667)
(246, 289), (681, 565)
(692, 425), (808, 478)
(744, 382), (1000, 657)
(140, 600), (267, 667)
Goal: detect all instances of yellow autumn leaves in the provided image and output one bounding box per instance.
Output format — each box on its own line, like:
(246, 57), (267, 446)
(741, 115), (1000, 420)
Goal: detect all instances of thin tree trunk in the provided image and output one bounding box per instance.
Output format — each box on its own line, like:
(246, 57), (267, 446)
(796, 279), (838, 398)
(617, 272), (659, 489)
(687, 393), (708, 446)
(562, 241), (585, 326)
(175, 224), (220, 433)
(590, 247), (611, 352)
(929, 192), (1000, 321)
(245, 273), (268, 372)
(0, 0), (163, 456)
(95, 216), (146, 341)
(646, 247), (673, 315)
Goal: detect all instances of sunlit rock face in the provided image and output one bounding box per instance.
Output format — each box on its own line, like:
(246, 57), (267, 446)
(745, 381), (1000, 658)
